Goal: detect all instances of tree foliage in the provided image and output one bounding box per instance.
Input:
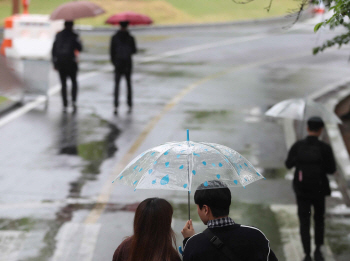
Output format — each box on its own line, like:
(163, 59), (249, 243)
(313, 0), (350, 54)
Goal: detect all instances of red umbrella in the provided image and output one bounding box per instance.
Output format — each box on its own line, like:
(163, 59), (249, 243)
(106, 12), (153, 26)
(50, 1), (105, 21)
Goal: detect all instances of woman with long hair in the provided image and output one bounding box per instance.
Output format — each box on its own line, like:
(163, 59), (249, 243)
(113, 198), (181, 261)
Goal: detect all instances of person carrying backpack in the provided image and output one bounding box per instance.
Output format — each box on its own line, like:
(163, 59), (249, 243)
(52, 21), (83, 113)
(285, 116), (336, 261)
(181, 180), (278, 261)
(110, 21), (137, 115)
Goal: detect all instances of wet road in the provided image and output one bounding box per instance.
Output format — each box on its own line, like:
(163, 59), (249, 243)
(1, 16), (350, 260)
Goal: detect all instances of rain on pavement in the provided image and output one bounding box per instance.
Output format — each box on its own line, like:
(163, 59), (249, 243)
(1, 17), (350, 261)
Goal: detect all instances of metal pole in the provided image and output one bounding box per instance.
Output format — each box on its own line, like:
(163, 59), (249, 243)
(12, 0), (20, 15)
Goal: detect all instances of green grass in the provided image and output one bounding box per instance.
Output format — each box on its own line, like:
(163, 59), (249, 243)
(0, 96), (8, 106)
(157, 0), (300, 22)
(0, 0), (301, 26)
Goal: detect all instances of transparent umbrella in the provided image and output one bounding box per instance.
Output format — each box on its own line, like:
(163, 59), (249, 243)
(113, 130), (265, 219)
(265, 98), (341, 124)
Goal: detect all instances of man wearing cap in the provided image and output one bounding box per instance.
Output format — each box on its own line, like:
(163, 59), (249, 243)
(110, 21), (137, 115)
(285, 117), (336, 261)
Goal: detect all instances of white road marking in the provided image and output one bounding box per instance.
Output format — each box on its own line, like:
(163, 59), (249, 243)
(0, 71), (99, 128)
(137, 34), (268, 63)
(51, 222), (101, 261)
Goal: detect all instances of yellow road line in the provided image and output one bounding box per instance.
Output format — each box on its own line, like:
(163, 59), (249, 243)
(84, 50), (312, 224)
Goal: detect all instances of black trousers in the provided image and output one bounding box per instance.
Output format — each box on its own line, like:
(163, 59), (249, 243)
(114, 61), (132, 108)
(58, 62), (78, 107)
(296, 195), (325, 255)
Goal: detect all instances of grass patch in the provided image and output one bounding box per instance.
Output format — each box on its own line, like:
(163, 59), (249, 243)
(0, 96), (9, 105)
(1, 0), (301, 26)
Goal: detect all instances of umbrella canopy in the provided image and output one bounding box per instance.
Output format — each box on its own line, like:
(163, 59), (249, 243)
(106, 12), (153, 26)
(50, 1), (105, 21)
(265, 98), (341, 124)
(113, 141), (264, 191)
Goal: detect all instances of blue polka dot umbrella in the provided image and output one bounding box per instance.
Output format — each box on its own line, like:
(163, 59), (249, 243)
(113, 130), (265, 219)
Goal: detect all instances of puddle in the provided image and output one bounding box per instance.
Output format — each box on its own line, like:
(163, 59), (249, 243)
(0, 218), (35, 232)
(185, 110), (229, 123)
(143, 61), (205, 66)
(59, 114), (120, 197)
(137, 69), (196, 78)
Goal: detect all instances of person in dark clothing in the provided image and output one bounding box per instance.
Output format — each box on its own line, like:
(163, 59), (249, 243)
(52, 21), (82, 113)
(110, 21), (137, 115)
(181, 181), (278, 261)
(285, 116), (336, 261)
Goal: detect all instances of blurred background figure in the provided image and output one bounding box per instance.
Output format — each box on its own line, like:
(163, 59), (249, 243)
(110, 21), (137, 115)
(52, 21), (83, 113)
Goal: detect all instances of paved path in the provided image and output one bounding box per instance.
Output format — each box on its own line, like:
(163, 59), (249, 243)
(1, 15), (350, 260)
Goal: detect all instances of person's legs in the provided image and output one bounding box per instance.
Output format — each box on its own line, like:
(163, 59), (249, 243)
(313, 197), (325, 261)
(297, 196), (312, 256)
(58, 69), (68, 109)
(114, 70), (122, 114)
(68, 63), (78, 111)
(125, 69), (133, 110)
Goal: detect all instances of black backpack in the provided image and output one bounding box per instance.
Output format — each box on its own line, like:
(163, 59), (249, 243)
(295, 142), (326, 195)
(115, 37), (133, 60)
(54, 33), (76, 62)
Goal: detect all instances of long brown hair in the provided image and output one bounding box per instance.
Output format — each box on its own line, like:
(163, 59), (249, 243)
(128, 198), (180, 261)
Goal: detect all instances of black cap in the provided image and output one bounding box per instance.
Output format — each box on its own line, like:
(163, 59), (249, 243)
(307, 116), (324, 131)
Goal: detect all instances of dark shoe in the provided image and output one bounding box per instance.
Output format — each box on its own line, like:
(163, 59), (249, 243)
(114, 108), (118, 115)
(303, 254), (312, 261)
(314, 249), (324, 261)
(127, 106), (132, 114)
(63, 107), (68, 113)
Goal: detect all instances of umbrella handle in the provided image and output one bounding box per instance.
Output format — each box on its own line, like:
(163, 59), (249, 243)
(188, 191), (190, 220)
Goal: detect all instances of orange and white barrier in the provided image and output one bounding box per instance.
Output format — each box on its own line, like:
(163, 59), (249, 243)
(0, 14), (63, 60)
(313, 0), (326, 14)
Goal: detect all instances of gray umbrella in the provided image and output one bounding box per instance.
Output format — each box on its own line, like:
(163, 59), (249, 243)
(50, 1), (105, 21)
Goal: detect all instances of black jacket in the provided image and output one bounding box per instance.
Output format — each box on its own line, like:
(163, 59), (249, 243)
(110, 30), (137, 66)
(285, 136), (336, 198)
(183, 224), (278, 261)
(52, 29), (82, 65)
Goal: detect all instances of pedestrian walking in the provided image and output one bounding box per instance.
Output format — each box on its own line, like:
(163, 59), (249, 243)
(52, 21), (82, 113)
(110, 21), (137, 115)
(181, 180), (278, 261)
(112, 198), (181, 261)
(285, 116), (336, 261)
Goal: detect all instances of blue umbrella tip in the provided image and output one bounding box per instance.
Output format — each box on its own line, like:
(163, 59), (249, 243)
(112, 180), (114, 183)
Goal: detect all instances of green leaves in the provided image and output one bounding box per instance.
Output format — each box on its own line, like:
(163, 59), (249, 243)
(314, 22), (324, 32)
(313, 0), (350, 54)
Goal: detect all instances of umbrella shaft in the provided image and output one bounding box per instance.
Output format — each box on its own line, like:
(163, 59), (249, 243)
(188, 191), (190, 220)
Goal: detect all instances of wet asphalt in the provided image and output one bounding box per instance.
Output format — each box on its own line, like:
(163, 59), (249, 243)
(1, 16), (350, 261)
